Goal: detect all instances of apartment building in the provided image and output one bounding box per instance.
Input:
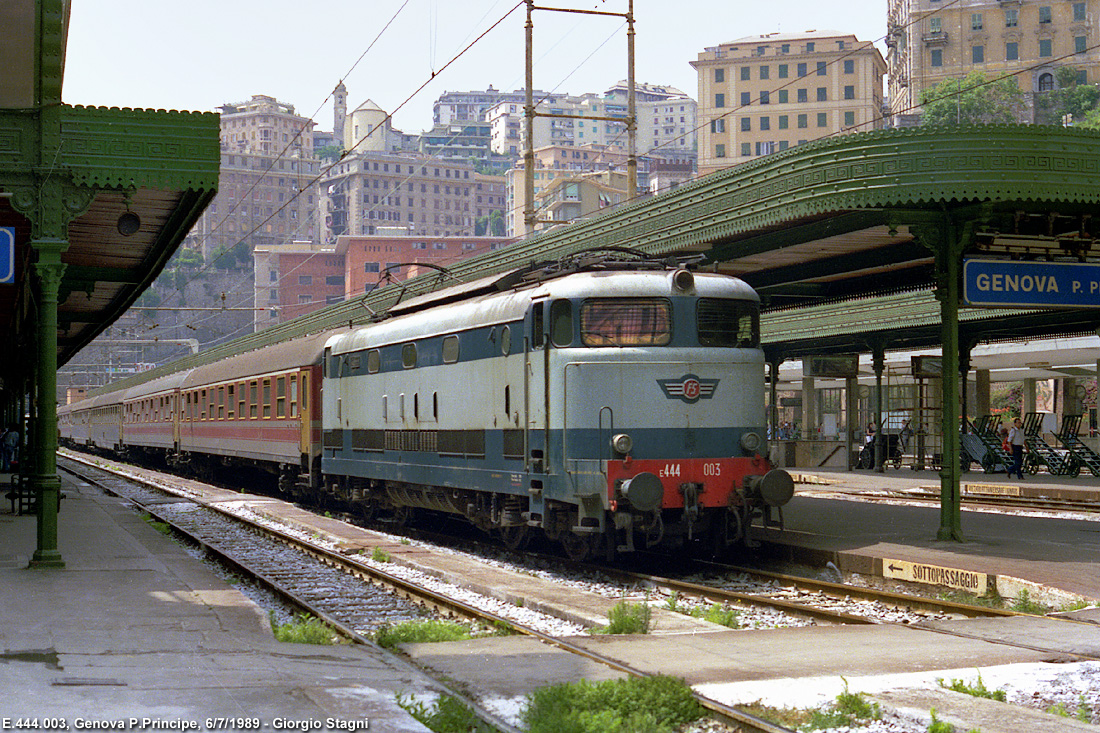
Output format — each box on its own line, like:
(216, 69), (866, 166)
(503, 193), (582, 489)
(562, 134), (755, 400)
(188, 95), (321, 262)
(319, 151), (485, 241)
(487, 83), (697, 163)
(504, 144), (634, 235)
(691, 31), (887, 175)
(888, 0), (1100, 122)
(336, 234), (516, 297)
(252, 241), (344, 330)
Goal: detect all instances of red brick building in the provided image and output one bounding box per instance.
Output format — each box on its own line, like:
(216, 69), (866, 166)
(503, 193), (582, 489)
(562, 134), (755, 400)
(253, 241), (346, 330)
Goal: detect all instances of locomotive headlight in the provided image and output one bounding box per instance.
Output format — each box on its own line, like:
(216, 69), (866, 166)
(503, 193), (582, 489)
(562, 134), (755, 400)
(739, 431), (762, 453)
(671, 268), (694, 292)
(611, 433), (633, 455)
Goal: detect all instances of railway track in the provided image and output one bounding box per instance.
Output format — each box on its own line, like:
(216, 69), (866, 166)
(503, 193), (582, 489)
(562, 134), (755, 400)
(57, 454), (796, 733)
(829, 485), (1100, 515)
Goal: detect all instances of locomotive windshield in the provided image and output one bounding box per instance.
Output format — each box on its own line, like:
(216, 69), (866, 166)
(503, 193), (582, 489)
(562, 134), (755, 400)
(580, 298), (672, 346)
(697, 298), (760, 348)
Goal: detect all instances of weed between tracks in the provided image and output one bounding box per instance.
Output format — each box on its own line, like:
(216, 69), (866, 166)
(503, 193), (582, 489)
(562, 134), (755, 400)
(396, 693), (500, 733)
(592, 600), (652, 634)
(523, 675), (704, 733)
(374, 618), (512, 649)
(269, 612), (339, 645)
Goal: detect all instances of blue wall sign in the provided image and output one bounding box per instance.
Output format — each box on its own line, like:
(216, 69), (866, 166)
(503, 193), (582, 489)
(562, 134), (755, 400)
(0, 227), (13, 284)
(963, 258), (1100, 309)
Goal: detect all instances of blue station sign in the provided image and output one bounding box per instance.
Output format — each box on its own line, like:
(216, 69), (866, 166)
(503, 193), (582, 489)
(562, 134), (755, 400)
(963, 258), (1100, 309)
(0, 227), (13, 284)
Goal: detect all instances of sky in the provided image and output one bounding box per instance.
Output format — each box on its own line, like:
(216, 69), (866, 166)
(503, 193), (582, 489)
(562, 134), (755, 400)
(62, 0), (886, 134)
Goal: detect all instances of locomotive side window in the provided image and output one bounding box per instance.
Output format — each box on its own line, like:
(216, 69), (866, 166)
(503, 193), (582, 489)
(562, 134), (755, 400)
(402, 343), (417, 369)
(697, 298), (760, 348)
(442, 336), (459, 363)
(550, 299), (573, 346)
(367, 349), (381, 373)
(580, 298), (671, 346)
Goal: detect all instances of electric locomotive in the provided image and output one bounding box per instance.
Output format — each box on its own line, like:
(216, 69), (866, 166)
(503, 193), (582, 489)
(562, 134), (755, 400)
(321, 256), (792, 560)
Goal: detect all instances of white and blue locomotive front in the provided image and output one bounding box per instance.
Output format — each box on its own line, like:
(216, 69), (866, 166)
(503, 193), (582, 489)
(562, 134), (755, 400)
(321, 266), (791, 557)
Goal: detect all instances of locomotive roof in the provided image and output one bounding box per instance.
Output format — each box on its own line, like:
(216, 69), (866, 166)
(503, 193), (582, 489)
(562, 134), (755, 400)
(326, 268), (757, 356)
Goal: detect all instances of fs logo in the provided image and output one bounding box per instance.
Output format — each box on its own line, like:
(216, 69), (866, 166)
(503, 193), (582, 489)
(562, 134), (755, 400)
(657, 374), (719, 404)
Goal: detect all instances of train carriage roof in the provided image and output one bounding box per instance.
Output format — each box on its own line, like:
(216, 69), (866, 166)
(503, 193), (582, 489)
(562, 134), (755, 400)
(181, 330), (333, 389)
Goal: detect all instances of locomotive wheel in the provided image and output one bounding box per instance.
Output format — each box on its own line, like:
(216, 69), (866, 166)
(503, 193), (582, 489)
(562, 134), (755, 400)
(499, 525), (531, 552)
(392, 505), (414, 526)
(560, 531), (591, 562)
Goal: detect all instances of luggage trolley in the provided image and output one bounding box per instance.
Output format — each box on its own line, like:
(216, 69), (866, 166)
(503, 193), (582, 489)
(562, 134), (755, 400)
(1054, 414), (1100, 477)
(964, 417), (1009, 474)
(1022, 412), (1079, 477)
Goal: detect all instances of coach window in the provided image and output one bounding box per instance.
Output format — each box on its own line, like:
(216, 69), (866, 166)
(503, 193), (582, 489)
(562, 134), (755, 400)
(227, 385), (235, 419)
(301, 374), (309, 413)
(289, 378), (298, 418)
(200, 390), (207, 420)
(218, 386), (226, 419)
(367, 349), (380, 373)
(441, 336), (459, 363)
(263, 378), (273, 418)
(580, 298), (672, 346)
(550, 299), (573, 346)
(276, 377), (286, 417)
(402, 343), (417, 369)
(249, 381), (259, 419)
(238, 383), (246, 419)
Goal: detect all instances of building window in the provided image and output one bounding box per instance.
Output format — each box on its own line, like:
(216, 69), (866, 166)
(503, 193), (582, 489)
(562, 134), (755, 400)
(715, 93), (725, 108)
(844, 59), (854, 74)
(781, 44), (790, 54)
(1006, 42), (1019, 61)
(1039, 73), (1055, 91)
(1078, 69), (1088, 85)
(797, 62), (807, 77)
(715, 68), (725, 83)
(971, 13), (983, 30)
(931, 49), (943, 67)
(740, 143), (751, 156)
(1005, 8), (1018, 27)
(715, 143), (726, 158)
(844, 85), (855, 100)
(778, 64), (789, 78)
(930, 17), (942, 33)
(741, 117), (751, 131)
(972, 45), (984, 63)
(778, 90), (789, 103)
(760, 116), (771, 130)
(778, 115), (789, 129)
(298, 294), (313, 304)
(779, 140), (789, 150)
(797, 114), (808, 128)
(797, 88), (808, 103)
(1039, 39), (1052, 57)
(1074, 2), (1086, 21)
(1039, 5), (1051, 23)
(806, 42), (815, 52)
(816, 87), (827, 102)
(760, 65), (770, 79)
(755, 141), (775, 155)
(365, 262), (380, 272)
(298, 275), (312, 285)
(760, 90), (770, 104)
(711, 118), (725, 133)
(1076, 36), (1087, 54)
(817, 112), (827, 127)
(740, 66), (750, 81)
(741, 91), (752, 105)
(844, 111), (855, 127)
(816, 61), (826, 75)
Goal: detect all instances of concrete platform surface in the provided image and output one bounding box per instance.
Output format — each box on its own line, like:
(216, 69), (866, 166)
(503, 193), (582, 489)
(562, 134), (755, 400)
(1, 473), (436, 729)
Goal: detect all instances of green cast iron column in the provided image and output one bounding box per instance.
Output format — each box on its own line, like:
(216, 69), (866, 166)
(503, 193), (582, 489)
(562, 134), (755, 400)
(934, 221), (965, 542)
(29, 241), (66, 568)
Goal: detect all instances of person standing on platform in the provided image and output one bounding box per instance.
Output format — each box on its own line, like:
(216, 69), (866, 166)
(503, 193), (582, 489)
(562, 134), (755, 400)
(1008, 417), (1026, 479)
(1, 426), (16, 472)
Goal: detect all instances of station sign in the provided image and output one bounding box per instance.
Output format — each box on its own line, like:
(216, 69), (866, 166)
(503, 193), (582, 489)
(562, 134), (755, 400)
(804, 354), (860, 378)
(0, 227), (12, 284)
(883, 558), (988, 595)
(963, 258), (1100, 309)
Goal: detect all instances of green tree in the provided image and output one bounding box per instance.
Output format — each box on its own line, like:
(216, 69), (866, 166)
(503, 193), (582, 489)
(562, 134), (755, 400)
(314, 145), (343, 162)
(1035, 67), (1100, 125)
(920, 71), (1025, 125)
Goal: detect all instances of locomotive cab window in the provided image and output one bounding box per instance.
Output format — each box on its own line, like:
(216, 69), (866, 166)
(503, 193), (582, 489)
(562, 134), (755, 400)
(697, 298), (760, 348)
(442, 336), (459, 363)
(402, 343), (417, 369)
(550, 299), (572, 346)
(367, 349), (381, 373)
(580, 298), (671, 346)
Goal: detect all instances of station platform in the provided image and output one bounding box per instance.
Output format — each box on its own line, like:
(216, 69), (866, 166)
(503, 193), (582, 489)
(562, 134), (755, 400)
(0, 470), (436, 729)
(766, 466), (1100, 604)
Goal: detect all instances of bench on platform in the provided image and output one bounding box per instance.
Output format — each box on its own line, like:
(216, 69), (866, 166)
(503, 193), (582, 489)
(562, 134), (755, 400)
(5, 476), (64, 516)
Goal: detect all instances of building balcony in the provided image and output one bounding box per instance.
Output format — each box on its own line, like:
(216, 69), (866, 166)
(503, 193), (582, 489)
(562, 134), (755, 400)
(923, 31), (949, 46)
